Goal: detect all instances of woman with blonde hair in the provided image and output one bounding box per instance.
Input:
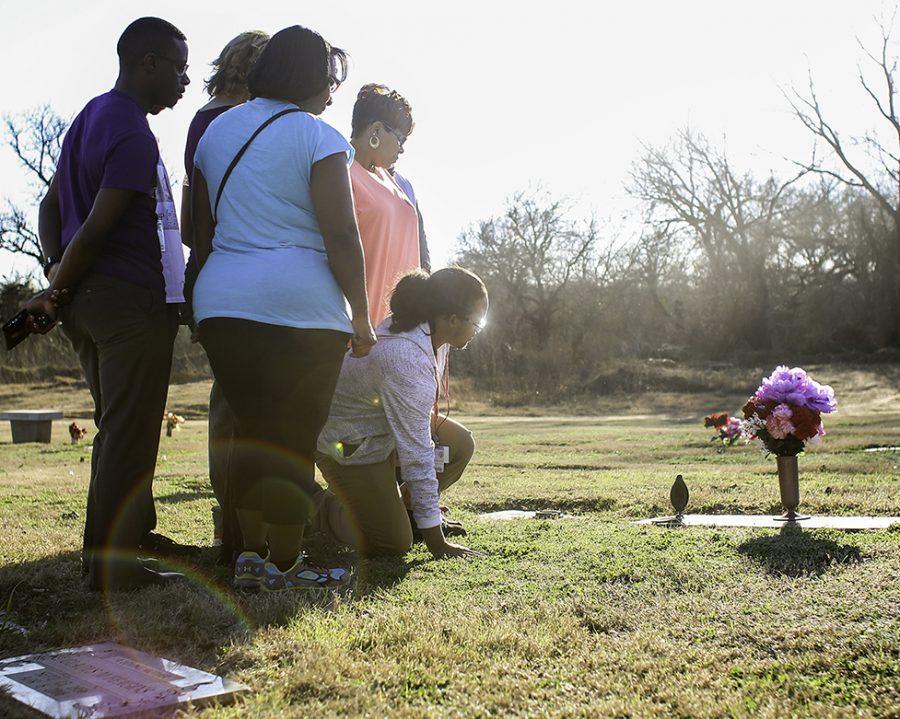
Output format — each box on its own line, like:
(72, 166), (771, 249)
(179, 30), (268, 564)
(181, 31), (269, 256)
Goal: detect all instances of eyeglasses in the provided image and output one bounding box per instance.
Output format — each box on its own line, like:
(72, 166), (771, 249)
(155, 55), (189, 78)
(460, 316), (486, 334)
(328, 76), (341, 93)
(382, 123), (407, 149)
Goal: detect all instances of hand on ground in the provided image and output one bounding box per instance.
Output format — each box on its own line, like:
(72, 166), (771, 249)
(433, 541), (484, 559)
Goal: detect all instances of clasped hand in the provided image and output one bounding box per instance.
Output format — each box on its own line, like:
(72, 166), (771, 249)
(349, 314), (376, 357)
(23, 287), (72, 334)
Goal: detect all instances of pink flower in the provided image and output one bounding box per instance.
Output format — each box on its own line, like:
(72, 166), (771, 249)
(771, 403), (793, 419)
(766, 411), (796, 439)
(722, 417), (742, 439)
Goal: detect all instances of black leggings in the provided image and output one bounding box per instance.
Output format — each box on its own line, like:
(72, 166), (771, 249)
(199, 318), (349, 525)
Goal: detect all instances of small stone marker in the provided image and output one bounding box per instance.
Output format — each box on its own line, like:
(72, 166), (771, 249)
(0, 410), (64, 444)
(0, 642), (247, 718)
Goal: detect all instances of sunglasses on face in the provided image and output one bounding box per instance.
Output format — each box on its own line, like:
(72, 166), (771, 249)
(382, 123), (407, 149)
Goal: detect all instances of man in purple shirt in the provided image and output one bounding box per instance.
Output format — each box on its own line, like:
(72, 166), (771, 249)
(28, 17), (192, 591)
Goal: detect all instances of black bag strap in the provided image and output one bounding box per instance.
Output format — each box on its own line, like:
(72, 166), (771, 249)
(213, 108), (302, 220)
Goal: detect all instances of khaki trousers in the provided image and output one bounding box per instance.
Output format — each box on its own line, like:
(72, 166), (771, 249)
(315, 416), (475, 556)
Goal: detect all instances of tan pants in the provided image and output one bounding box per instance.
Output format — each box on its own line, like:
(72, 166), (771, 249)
(314, 416), (475, 556)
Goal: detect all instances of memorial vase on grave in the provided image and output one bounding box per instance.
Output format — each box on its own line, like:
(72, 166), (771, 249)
(739, 366), (838, 523)
(776, 455), (802, 521)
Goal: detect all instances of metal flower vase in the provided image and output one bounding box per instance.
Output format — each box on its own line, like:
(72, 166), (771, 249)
(775, 455), (809, 521)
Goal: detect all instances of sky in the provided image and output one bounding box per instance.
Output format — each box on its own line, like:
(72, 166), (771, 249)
(0, 0), (896, 278)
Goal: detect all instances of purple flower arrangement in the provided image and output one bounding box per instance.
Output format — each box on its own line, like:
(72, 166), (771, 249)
(740, 366), (837, 456)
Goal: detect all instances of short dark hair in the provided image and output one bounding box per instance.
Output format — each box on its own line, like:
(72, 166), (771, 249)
(117, 17), (186, 67)
(351, 83), (414, 138)
(247, 26), (348, 104)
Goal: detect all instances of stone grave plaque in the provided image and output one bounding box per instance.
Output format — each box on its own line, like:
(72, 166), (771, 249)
(634, 514), (900, 530)
(0, 642), (247, 718)
(478, 509), (575, 521)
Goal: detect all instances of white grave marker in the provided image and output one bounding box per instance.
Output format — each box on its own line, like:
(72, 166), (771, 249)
(0, 642), (247, 718)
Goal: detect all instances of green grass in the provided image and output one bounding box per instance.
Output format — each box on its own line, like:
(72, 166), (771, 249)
(0, 376), (898, 718)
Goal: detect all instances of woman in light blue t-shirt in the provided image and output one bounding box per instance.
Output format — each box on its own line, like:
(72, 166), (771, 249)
(191, 25), (376, 592)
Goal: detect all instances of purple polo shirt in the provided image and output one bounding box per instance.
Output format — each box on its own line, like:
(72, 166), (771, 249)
(57, 90), (163, 291)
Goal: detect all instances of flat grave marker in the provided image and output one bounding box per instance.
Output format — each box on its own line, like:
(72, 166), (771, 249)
(478, 509), (575, 521)
(0, 642), (247, 718)
(635, 513), (900, 530)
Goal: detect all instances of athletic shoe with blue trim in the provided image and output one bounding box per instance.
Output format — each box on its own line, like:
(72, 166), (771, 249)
(261, 558), (350, 592)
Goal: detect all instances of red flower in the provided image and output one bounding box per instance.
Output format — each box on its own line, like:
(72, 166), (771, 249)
(743, 398), (778, 421)
(704, 412), (729, 428)
(756, 400), (777, 421)
(741, 399), (757, 419)
(790, 405), (821, 440)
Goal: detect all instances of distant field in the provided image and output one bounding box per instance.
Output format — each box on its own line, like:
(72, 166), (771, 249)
(0, 368), (898, 717)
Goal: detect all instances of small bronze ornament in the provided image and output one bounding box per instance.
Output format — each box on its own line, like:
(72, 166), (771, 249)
(650, 474), (690, 526)
(670, 474), (689, 518)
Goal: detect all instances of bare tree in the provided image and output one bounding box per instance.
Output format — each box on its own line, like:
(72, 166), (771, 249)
(630, 129), (804, 349)
(626, 223), (686, 329)
(0, 106), (67, 269)
(787, 15), (900, 345)
(457, 190), (597, 340)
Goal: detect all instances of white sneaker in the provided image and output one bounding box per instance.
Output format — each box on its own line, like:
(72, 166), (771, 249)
(233, 551), (269, 590)
(261, 558), (350, 592)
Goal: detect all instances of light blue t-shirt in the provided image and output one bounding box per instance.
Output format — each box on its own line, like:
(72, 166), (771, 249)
(193, 98), (354, 332)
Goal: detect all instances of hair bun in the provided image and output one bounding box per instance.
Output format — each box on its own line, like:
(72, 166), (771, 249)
(388, 267), (487, 333)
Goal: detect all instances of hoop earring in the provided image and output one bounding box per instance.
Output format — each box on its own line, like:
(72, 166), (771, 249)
(369, 134), (380, 149)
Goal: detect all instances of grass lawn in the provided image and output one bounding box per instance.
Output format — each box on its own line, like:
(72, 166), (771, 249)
(0, 371), (898, 718)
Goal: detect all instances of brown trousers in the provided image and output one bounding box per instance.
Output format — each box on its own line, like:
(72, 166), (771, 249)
(315, 416), (475, 556)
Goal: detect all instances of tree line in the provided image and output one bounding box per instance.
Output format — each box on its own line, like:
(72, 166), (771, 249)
(2, 20), (900, 392)
(454, 21), (900, 394)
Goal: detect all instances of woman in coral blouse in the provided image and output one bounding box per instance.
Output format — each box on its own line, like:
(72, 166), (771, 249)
(349, 83), (421, 327)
